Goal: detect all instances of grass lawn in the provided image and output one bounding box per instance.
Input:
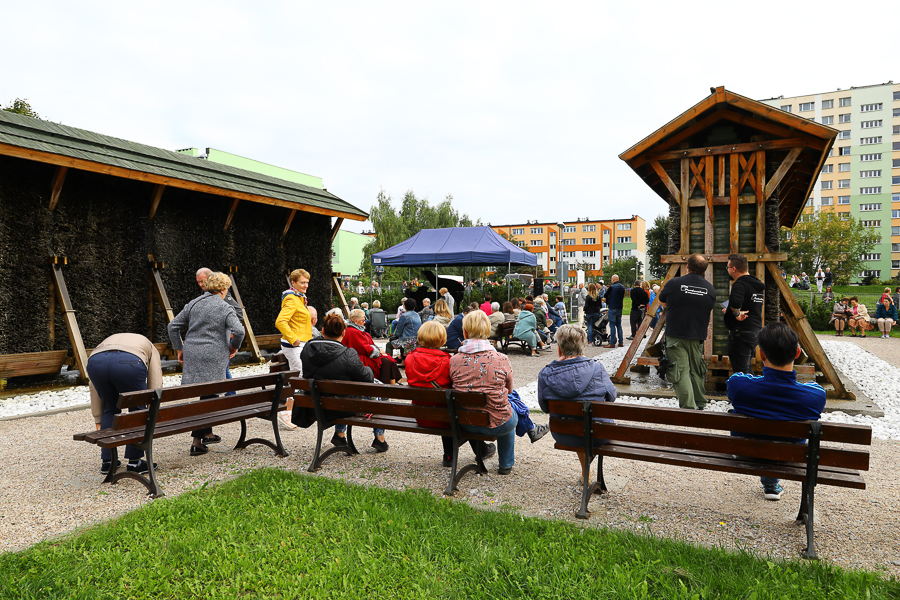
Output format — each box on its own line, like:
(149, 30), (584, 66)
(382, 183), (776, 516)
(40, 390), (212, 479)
(0, 470), (894, 599)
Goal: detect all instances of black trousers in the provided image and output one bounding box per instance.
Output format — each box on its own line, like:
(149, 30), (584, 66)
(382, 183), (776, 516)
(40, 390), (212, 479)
(191, 395), (217, 439)
(86, 350), (147, 461)
(728, 329), (759, 375)
(629, 308), (646, 337)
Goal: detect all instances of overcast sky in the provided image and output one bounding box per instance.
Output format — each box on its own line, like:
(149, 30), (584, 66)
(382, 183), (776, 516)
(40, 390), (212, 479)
(3, 1), (896, 233)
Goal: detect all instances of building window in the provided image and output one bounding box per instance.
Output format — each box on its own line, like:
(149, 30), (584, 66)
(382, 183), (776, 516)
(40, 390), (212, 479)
(821, 180), (833, 190)
(839, 113), (851, 123)
(861, 220), (882, 227)
(821, 196), (833, 206)
(822, 164), (833, 174)
(822, 99), (834, 109)
(893, 260), (900, 270)
(860, 170), (882, 178)
(895, 108), (900, 117)
(615, 236), (631, 244)
(839, 147), (851, 156)
(516, 240), (526, 247)
(860, 136), (882, 145)
(861, 120), (883, 129)
(893, 211), (900, 220)
(603, 242), (610, 248)
(530, 227), (543, 234)
(860, 103), (883, 112)
(780, 105), (792, 113)
(582, 224), (595, 232)
(894, 193), (900, 203)
(583, 250), (596, 257)
(838, 163), (851, 172)
(894, 142), (900, 151)
(828, 149), (834, 157)
(894, 176), (900, 185)
(895, 125), (900, 135)
(511, 228), (524, 235)
(838, 195), (851, 205)
(821, 115), (834, 125)
(860, 187), (882, 195)
(860, 270), (882, 278)
(860, 203), (882, 211)
(799, 102), (814, 111)
(562, 226), (576, 234)
(894, 159), (900, 168)
(838, 130), (851, 140)
(861, 153), (883, 162)
(839, 97), (851, 107)
(840, 212), (851, 220)
(805, 198), (814, 207)
(893, 243), (900, 252)
(582, 238), (595, 245)
(617, 223), (632, 230)
(530, 240), (542, 247)
(895, 92), (900, 101)
(838, 179), (850, 188)
(861, 253), (882, 261)
(562, 251), (575, 258)
(616, 249), (632, 257)
(894, 226), (900, 236)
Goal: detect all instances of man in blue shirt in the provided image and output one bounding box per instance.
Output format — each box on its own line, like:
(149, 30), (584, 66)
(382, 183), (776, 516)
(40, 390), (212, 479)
(603, 275), (626, 348)
(727, 322), (827, 501)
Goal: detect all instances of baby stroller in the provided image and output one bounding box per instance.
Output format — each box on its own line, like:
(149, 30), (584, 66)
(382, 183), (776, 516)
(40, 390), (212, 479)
(591, 308), (610, 346)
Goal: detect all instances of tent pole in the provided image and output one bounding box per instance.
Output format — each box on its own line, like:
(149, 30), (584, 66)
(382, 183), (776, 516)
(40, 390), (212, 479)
(435, 264), (439, 306)
(507, 262), (511, 302)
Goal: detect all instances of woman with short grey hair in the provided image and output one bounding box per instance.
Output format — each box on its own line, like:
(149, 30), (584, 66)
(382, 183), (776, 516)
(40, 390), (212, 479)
(555, 323), (587, 357)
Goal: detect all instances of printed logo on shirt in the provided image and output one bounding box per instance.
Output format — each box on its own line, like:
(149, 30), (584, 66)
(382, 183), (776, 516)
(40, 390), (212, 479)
(751, 293), (764, 304)
(680, 285), (710, 297)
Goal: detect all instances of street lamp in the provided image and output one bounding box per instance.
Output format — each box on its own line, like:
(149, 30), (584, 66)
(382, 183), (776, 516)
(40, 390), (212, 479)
(557, 223), (565, 288)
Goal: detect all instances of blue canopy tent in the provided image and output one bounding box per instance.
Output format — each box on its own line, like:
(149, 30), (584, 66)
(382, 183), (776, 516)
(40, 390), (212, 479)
(371, 226), (537, 303)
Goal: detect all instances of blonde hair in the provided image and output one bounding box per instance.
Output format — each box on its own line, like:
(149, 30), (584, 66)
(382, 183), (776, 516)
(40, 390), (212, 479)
(349, 309), (366, 322)
(204, 272), (232, 293)
(463, 310), (491, 340)
(290, 268), (310, 283)
(372, 300), (381, 308)
(434, 299), (453, 319)
(417, 321), (447, 349)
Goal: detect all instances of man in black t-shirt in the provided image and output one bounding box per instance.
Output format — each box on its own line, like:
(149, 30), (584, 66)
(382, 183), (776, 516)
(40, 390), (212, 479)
(723, 253), (765, 374)
(658, 254), (716, 410)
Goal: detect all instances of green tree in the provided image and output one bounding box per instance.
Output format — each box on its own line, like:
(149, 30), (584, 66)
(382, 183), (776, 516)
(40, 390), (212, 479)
(2, 98), (40, 118)
(645, 214), (669, 279)
(780, 213), (880, 284)
(360, 189), (480, 282)
(606, 256), (643, 286)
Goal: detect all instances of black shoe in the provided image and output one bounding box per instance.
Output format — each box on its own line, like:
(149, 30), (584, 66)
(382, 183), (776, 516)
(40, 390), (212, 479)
(126, 460), (157, 474)
(190, 444), (209, 456)
(331, 433), (348, 447)
(626, 336), (634, 340)
(442, 456), (452, 468)
(482, 443), (497, 460)
(371, 438), (389, 453)
(498, 466), (513, 475)
(100, 460), (121, 474)
(201, 435), (221, 445)
(528, 424), (549, 443)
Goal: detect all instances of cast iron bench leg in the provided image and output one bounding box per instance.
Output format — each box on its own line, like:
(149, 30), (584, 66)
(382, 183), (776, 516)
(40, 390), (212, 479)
(234, 417), (290, 457)
(104, 446), (164, 498)
(445, 439), (488, 496)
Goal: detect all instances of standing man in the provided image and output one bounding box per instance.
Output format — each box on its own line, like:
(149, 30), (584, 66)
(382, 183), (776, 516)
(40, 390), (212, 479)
(440, 286), (455, 315)
(823, 267), (833, 290)
(603, 275), (626, 348)
(724, 254), (765, 375)
(727, 322), (826, 501)
(657, 254), (716, 410)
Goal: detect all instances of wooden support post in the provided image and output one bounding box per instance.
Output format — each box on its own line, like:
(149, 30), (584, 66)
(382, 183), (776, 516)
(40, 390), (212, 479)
(680, 159), (689, 254)
(332, 274), (350, 318)
(764, 146), (802, 200)
(331, 217), (344, 242)
(148, 184), (166, 220)
(646, 310), (667, 346)
(704, 155), (714, 216)
(224, 199), (240, 230)
(149, 258), (175, 323)
(283, 209), (297, 236)
(226, 268), (262, 362)
(704, 201), (714, 359)
(718, 155), (725, 197)
(765, 262), (852, 400)
(49, 166), (68, 211)
(50, 258), (89, 384)
(729, 153), (739, 253)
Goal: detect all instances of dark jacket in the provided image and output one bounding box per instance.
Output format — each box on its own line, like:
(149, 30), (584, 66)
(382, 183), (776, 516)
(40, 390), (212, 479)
(874, 304), (898, 321)
(446, 313), (465, 349)
(292, 337), (374, 427)
(538, 356), (616, 447)
(583, 294), (602, 315)
(604, 282), (626, 310)
(629, 287), (650, 312)
(724, 274), (766, 332)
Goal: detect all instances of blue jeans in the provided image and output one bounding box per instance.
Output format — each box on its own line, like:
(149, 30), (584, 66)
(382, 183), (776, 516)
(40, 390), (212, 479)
(335, 424), (385, 437)
(86, 350), (147, 461)
(461, 411), (518, 469)
(224, 366), (235, 396)
(761, 476), (779, 489)
(584, 312), (600, 343)
(608, 309), (623, 345)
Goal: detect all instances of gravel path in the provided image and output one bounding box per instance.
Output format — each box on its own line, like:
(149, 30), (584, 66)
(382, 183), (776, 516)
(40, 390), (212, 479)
(1, 337), (898, 577)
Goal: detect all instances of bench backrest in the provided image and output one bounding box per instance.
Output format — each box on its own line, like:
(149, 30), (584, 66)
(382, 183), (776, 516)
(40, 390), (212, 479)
(290, 378), (491, 428)
(496, 321), (515, 337)
(547, 401), (871, 472)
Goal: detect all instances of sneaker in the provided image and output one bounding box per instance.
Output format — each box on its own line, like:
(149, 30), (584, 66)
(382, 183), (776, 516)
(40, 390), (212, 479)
(100, 460), (121, 474)
(763, 484), (784, 501)
(498, 466), (513, 475)
(126, 460), (157, 474)
(371, 438), (389, 453)
(330, 433), (348, 447)
(190, 444), (209, 456)
(527, 424), (549, 443)
(277, 411), (297, 430)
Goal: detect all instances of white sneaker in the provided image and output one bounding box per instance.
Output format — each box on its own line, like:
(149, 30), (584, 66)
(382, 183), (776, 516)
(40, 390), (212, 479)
(277, 410), (297, 430)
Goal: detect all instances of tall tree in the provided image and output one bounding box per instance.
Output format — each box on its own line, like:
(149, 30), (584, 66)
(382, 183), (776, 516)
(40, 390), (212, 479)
(780, 212), (880, 284)
(1, 98), (39, 118)
(645, 214), (669, 280)
(605, 256), (643, 286)
(359, 190), (480, 281)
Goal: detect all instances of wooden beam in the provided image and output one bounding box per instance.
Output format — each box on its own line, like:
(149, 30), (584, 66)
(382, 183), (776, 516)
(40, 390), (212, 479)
(764, 146), (803, 200)
(718, 155), (725, 197)
(649, 160), (680, 202)
(687, 195), (758, 207)
(227, 271), (262, 362)
(756, 150), (766, 204)
(0, 142), (368, 222)
(148, 184), (166, 220)
(704, 155), (714, 209)
(718, 111), (807, 140)
(283, 209), (297, 236)
(332, 275), (350, 318)
(50, 260), (89, 384)
(704, 202), (714, 358)
(48, 166), (67, 211)
(621, 97), (724, 163)
(765, 261), (852, 400)
(661, 252), (786, 263)
(330, 217), (345, 242)
(723, 92), (838, 139)
(680, 159), (689, 253)
(645, 137), (821, 163)
(149, 261), (176, 323)
(738, 152), (757, 191)
(729, 153), (739, 253)
(224, 199), (240, 230)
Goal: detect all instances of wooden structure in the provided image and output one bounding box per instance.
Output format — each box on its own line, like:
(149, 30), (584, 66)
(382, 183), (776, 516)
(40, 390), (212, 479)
(613, 87), (853, 399)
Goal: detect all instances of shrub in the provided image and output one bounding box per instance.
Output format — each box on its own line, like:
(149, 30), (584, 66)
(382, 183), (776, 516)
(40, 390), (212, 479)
(799, 297), (831, 330)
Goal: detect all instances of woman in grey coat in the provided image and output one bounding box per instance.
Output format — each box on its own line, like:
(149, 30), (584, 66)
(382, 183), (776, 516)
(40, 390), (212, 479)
(168, 271), (245, 456)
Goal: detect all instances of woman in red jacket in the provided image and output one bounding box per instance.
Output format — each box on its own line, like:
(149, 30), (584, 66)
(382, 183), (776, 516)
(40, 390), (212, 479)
(344, 309), (401, 384)
(405, 321), (494, 467)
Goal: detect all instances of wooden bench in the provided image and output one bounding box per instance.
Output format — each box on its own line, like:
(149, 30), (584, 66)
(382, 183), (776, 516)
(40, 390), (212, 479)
(492, 321), (532, 355)
(291, 378), (497, 495)
(547, 401), (872, 559)
(74, 370), (298, 498)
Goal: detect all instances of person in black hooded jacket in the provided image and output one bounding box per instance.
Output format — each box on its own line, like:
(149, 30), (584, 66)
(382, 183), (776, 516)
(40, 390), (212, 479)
(724, 253), (766, 374)
(299, 312), (389, 452)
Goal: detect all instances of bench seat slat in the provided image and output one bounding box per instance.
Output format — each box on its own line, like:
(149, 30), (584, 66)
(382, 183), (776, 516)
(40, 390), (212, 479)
(117, 372), (298, 409)
(113, 389), (286, 430)
(291, 394), (490, 427)
(334, 415), (496, 441)
(292, 378), (486, 407)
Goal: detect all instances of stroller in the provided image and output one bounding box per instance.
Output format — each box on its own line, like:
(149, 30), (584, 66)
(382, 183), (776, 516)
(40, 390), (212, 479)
(590, 308), (610, 346)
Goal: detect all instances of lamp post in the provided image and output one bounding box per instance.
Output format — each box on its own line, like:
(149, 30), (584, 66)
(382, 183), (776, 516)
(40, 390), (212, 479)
(557, 223), (565, 288)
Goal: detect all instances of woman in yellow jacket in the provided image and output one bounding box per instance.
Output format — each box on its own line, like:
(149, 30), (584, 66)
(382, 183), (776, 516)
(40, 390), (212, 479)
(275, 269), (312, 427)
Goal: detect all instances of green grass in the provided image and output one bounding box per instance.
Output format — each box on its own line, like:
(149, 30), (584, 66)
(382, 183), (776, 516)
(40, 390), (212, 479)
(0, 470), (894, 599)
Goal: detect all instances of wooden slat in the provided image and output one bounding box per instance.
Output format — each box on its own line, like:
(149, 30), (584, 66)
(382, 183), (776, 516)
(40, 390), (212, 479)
(292, 378), (488, 407)
(661, 252), (786, 264)
(291, 395), (490, 427)
(717, 155), (725, 197)
(114, 389), (276, 429)
(116, 371), (297, 409)
(334, 415), (495, 440)
(48, 166), (67, 211)
(646, 137), (823, 163)
(50, 263), (89, 384)
(704, 199), (714, 358)
(764, 146), (803, 200)
(148, 184), (165, 220)
(649, 160), (680, 201)
(283, 209), (297, 236)
(150, 263), (176, 323)
(687, 195), (758, 207)
(331, 217), (344, 242)
(729, 152), (739, 253)
(0, 350), (69, 378)
(680, 159), (689, 253)
(223, 199), (240, 230)
(689, 158), (706, 198)
(738, 152), (756, 191)
(622, 96), (724, 163)
(704, 155), (714, 206)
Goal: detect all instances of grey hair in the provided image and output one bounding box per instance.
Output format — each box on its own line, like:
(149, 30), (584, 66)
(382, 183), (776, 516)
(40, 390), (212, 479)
(349, 308), (366, 322)
(491, 302), (500, 311)
(196, 267), (212, 277)
(555, 324), (587, 357)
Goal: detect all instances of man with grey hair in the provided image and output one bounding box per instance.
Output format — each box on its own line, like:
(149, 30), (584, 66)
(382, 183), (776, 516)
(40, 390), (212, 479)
(488, 301), (505, 344)
(309, 306), (321, 338)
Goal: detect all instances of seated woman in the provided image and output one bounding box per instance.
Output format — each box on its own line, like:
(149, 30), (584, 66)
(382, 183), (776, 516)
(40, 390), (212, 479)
(531, 298), (550, 344)
(502, 301), (517, 323)
(343, 309), (401, 384)
(511, 297), (521, 317)
(433, 299), (453, 328)
(385, 298), (422, 363)
(488, 302), (505, 340)
(874, 296), (898, 339)
(513, 303), (548, 356)
(300, 313), (388, 452)
(537, 324), (616, 477)
(830, 297), (849, 336)
(846, 296), (870, 338)
(405, 321), (495, 467)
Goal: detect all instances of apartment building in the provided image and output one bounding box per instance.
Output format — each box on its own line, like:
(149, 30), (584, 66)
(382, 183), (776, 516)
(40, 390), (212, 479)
(760, 81), (900, 280)
(491, 215), (646, 280)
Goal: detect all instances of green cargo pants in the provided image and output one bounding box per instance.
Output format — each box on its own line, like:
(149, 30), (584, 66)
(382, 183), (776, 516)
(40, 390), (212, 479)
(665, 336), (707, 410)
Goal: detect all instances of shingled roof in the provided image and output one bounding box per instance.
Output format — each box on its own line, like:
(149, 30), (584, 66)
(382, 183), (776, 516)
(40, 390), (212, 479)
(0, 110), (368, 220)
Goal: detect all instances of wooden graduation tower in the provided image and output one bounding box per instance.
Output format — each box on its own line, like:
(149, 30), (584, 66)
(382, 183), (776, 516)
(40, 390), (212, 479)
(613, 87), (853, 400)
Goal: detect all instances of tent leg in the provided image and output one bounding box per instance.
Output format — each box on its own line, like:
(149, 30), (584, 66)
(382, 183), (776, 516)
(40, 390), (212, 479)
(507, 262), (511, 302)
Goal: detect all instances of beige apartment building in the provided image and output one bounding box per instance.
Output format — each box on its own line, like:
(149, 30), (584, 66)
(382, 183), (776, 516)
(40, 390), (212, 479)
(760, 81), (900, 280)
(491, 215), (645, 280)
